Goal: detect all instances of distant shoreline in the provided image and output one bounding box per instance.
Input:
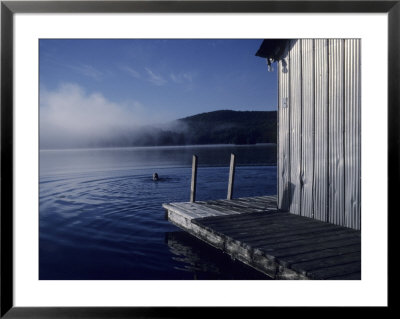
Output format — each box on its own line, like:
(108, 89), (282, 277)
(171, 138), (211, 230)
(39, 143), (277, 152)
(41, 110), (277, 151)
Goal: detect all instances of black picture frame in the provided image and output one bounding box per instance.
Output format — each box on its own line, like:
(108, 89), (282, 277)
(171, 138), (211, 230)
(1, 1), (395, 317)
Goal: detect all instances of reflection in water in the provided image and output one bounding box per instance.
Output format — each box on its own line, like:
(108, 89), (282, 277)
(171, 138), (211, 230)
(165, 231), (270, 280)
(40, 144), (276, 176)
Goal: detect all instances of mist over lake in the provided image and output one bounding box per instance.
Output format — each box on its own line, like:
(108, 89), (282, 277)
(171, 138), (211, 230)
(39, 39), (279, 280)
(39, 144), (276, 279)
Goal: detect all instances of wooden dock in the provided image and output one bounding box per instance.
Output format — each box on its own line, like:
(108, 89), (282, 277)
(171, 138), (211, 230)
(163, 196), (361, 280)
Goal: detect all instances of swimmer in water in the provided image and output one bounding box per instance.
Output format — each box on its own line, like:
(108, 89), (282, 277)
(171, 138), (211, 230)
(153, 173), (159, 181)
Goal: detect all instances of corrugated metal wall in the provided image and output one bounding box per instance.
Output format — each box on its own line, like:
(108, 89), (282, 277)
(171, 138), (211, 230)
(289, 40), (302, 216)
(277, 39), (361, 230)
(277, 45), (291, 212)
(313, 39), (329, 222)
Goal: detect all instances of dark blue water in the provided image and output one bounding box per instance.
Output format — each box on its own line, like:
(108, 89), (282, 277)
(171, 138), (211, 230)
(39, 144), (277, 280)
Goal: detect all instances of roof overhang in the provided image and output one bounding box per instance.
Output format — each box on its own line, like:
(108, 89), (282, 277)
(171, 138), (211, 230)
(255, 39), (292, 61)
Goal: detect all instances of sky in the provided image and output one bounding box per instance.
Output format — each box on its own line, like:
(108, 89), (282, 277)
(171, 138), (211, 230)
(39, 39), (278, 148)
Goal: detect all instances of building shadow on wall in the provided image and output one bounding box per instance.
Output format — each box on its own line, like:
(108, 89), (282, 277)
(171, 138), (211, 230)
(279, 182), (294, 212)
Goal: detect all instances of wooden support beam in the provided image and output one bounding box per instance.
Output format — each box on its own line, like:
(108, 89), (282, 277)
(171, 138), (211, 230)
(190, 155), (198, 203)
(227, 153), (236, 200)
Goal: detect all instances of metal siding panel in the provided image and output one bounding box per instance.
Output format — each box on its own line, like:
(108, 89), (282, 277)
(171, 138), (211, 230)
(289, 40), (302, 215)
(313, 39), (329, 222)
(344, 39), (361, 230)
(328, 39), (345, 226)
(300, 39), (314, 218)
(278, 55), (291, 212)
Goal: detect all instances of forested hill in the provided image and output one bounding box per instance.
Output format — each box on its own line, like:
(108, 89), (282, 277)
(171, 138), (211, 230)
(177, 110), (277, 145)
(88, 110), (277, 148)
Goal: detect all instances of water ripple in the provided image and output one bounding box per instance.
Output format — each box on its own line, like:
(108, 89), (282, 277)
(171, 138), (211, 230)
(40, 147), (276, 279)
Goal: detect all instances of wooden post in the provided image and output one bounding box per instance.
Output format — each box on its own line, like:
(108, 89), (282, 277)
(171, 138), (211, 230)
(190, 155), (198, 203)
(227, 153), (236, 200)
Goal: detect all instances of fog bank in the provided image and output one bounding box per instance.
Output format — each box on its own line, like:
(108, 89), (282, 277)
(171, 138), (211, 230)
(40, 84), (156, 149)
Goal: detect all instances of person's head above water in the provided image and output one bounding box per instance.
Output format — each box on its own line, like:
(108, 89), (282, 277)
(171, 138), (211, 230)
(153, 173), (159, 181)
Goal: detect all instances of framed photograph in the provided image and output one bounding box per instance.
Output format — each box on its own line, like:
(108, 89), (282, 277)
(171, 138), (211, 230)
(1, 0), (395, 317)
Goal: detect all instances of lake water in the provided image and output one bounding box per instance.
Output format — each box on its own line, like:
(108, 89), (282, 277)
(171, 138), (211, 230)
(39, 144), (277, 280)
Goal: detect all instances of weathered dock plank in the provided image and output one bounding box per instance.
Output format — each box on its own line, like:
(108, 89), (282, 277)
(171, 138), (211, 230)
(268, 237), (360, 259)
(290, 251), (361, 276)
(327, 272), (361, 280)
(277, 244), (361, 268)
(308, 261), (361, 279)
(163, 196), (361, 280)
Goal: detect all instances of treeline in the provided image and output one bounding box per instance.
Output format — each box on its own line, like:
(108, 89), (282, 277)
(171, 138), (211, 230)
(178, 110), (277, 145)
(89, 110), (277, 148)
